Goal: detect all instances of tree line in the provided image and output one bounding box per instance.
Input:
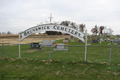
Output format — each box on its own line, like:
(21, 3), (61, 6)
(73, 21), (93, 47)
(46, 21), (113, 36)
(0, 31), (13, 35)
(46, 21), (85, 35)
(0, 21), (113, 35)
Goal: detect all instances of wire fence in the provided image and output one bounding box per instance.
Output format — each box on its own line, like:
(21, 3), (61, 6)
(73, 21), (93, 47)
(0, 43), (120, 65)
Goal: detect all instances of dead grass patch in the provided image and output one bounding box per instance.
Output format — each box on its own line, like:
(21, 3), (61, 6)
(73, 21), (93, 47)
(23, 50), (38, 53)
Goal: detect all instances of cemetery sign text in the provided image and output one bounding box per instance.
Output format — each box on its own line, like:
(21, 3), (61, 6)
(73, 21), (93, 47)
(20, 24), (85, 42)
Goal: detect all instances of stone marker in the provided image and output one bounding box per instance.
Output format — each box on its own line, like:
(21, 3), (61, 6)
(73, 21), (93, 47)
(99, 38), (104, 44)
(107, 43), (111, 45)
(63, 40), (68, 43)
(89, 38), (92, 43)
(70, 36), (74, 40)
(97, 37), (100, 41)
(54, 43), (68, 51)
(65, 38), (69, 40)
(30, 43), (41, 49)
(113, 39), (120, 44)
(113, 43), (117, 45)
(117, 35), (120, 37)
(105, 37), (111, 41)
(100, 38), (103, 41)
(92, 40), (98, 43)
(41, 40), (55, 46)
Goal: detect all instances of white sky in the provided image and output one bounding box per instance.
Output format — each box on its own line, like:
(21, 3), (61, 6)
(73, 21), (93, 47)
(0, 0), (120, 34)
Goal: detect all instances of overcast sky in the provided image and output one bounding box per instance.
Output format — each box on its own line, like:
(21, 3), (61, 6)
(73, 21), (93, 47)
(0, 0), (120, 34)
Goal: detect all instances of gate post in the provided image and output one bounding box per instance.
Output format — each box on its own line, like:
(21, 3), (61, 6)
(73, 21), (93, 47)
(2, 44), (4, 58)
(19, 33), (21, 58)
(85, 30), (87, 61)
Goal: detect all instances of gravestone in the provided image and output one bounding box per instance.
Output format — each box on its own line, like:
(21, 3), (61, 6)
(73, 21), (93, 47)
(100, 38), (103, 41)
(65, 38), (69, 40)
(117, 35), (120, 37)
(113, 39), (120, 44)
(92, 40), (98, 43)
(99, 38), (103, 44)
(114, 43), (117, 45)
(30, 43), (41, 49)
(105, 37), (111, 41)
(97, 37), (100, 41)
(70, 36), (74, 40)
(54, 43), (68, 51)
(63, 40), (68, 43)
(89, 38), (92, 43)
(107, 43), (111, 45)
(41, 40), (55, 46)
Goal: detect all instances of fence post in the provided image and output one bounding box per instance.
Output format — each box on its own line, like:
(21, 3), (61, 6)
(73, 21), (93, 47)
(2, 44), (4, 58)
(49, 45), (51, 61)
(85, 30), (87, 61)
(19, 33), (21, 58)
(109, 46), (112, 64)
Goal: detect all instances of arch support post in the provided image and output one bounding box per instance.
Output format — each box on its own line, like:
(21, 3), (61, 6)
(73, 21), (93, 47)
(84, 30), (87, 61)
(19, 33), (21, 58)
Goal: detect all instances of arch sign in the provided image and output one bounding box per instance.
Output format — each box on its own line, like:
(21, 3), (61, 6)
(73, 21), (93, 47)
(19, 24), (85, 42)
(18, 23), (87, 60)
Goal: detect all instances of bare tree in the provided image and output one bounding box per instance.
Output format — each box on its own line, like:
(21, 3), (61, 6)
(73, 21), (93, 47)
(99, 26), (104, 35)
(2, 32), (6, 35)
(60, 21), (71, 26)
(79, 24), (85, 32)
(71, 22), (77, 29)
(7, 31), (11, 34)
(60, 21), (78, 30)
(108, 28), (113, 35)
(91, 25), (99, 35)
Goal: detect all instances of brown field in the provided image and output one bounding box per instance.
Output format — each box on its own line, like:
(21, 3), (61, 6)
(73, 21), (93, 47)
(0, 34), (70, 44)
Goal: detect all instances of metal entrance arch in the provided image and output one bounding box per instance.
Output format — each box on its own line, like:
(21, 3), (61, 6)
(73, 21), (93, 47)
(18, 23), (87, 61)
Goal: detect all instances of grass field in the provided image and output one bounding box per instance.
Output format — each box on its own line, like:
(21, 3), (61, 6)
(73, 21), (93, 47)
(0, 58), (120, 80)
(0, 35), (120, 80)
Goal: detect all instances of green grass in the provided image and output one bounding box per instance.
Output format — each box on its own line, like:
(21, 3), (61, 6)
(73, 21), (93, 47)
(0, 58), (120, 80)
(1, 38), (120, 64)
(0, 36), (120, 80)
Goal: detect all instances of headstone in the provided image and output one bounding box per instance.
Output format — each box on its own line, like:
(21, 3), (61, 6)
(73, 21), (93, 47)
(63, 40), (68, 43)
(100, 38), (103, 42)
(99, 38), (103, 44)
(114, 43), (117, 45)
(97, 37), (100, 41)
(70, 36), (74, 40)
(117, 35), (120, 37)
(65, 38), (69, 40)
(41, 40), (55, 46)
(107, 43), (111, 45)
(92, 40), (98, 43)
(113, 39), (120, 44)
(89, 38), (92, 43)
(105, 37), (111, 41)
(30, 43), (41, 49)
(54, 43), (68, 51)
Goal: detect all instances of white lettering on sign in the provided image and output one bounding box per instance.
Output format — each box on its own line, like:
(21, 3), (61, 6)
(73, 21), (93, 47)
(20, 24), (85, 42)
